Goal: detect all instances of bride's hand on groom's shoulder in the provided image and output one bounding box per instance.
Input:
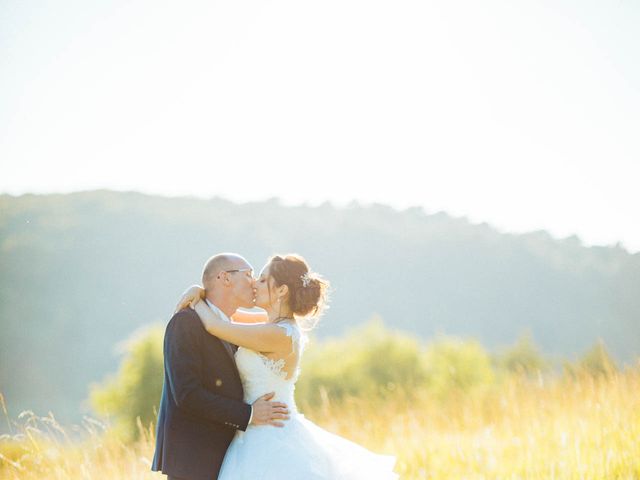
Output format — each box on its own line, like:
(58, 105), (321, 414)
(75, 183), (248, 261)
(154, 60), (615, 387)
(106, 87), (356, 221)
(174, 285), (205, 313)
(250, 392), (290, 428)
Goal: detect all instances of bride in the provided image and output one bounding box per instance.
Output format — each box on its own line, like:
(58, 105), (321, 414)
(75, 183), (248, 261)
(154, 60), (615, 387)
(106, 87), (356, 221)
(176, 254), (398, 480)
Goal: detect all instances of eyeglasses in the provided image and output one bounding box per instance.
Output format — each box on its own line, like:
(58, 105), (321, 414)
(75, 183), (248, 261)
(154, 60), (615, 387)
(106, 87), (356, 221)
(217, 268), (253, 279)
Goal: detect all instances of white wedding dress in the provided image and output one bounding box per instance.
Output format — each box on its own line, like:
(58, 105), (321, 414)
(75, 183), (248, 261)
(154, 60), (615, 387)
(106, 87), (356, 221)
(218, 321), (398, 480)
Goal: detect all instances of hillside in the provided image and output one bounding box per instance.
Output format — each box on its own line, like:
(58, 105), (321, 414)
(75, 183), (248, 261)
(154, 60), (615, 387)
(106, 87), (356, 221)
(0, 191), (638, 421)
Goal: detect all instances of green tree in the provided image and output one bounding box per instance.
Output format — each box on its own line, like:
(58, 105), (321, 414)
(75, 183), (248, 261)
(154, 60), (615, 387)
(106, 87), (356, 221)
(423, 335), (495, 399)
(89, 325), (164, 440)
(577, 339), (618, 377)
(296, 317), (428, 407)
(494, 331), (548, 376)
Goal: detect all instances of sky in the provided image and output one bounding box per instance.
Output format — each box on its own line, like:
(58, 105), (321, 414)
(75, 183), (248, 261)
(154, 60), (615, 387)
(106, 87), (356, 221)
(1, 0), (639, 252)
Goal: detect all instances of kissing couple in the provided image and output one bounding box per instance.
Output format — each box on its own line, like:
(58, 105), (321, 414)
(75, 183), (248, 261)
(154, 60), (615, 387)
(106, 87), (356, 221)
(152, 253), (398, 479)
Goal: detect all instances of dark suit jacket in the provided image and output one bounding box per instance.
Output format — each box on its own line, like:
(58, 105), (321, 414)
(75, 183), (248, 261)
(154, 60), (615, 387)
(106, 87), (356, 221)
(152, 308), (251, 480)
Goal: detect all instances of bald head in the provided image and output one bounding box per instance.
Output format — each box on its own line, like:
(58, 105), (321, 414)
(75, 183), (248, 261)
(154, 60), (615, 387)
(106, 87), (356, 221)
(201, 253), (252, 289)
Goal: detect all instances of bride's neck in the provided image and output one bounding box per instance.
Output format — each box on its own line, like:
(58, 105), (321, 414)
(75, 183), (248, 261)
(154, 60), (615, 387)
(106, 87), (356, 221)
(265, 306), (294, 323)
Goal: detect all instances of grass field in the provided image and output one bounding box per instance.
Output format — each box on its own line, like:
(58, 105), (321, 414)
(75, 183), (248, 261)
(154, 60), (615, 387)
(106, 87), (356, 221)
(1, 371), (639, 479)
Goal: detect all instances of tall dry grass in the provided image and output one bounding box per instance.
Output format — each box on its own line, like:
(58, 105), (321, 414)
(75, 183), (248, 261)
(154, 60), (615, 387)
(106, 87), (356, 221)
(1, 371), (639, 479)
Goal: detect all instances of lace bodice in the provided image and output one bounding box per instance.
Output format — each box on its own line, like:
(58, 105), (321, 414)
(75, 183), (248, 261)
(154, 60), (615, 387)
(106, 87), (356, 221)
(220, 321), (399, 480)
(234, 321), (306, 412)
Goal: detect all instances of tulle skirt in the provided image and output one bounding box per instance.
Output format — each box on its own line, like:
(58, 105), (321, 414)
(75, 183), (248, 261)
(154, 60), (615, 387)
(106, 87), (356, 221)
(218, 413), (398, 480)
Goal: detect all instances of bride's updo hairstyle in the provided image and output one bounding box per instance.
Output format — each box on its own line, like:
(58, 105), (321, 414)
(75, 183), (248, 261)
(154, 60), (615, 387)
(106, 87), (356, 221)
(267, 254), (329, 323)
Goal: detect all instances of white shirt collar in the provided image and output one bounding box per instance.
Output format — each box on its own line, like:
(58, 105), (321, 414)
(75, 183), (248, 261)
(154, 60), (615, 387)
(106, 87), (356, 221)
(205, 299), (231, 323)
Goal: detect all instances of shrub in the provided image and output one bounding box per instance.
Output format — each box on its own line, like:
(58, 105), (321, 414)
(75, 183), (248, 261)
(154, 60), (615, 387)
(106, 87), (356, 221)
(494, 331), (548, 376)
(89, 325), (164, 440)
(423, 335), (495, 399)
(564, 339), (618, 379)
(296, 317), (428, 407)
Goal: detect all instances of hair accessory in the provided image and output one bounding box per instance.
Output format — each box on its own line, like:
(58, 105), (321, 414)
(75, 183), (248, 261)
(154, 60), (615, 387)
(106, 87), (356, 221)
(300, 273), (311, 288)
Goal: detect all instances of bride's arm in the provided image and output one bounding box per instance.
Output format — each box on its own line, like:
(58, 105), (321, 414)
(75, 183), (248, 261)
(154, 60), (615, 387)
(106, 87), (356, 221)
(175, 285), (205, 313)
(193, 300), (291, 353)
(232, 310), (269, 324)
(175, 286), (268, 324)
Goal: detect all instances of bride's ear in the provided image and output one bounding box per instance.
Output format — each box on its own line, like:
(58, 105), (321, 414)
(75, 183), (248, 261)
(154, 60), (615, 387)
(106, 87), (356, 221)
(278, 284), (289, 298)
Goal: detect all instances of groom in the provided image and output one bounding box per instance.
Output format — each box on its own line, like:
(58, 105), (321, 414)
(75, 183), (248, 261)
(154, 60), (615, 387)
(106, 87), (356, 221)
(152, 253), (289, 480)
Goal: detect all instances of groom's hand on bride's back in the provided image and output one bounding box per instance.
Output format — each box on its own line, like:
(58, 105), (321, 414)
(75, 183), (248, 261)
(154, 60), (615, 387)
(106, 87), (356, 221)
(250, 392), (290, 427)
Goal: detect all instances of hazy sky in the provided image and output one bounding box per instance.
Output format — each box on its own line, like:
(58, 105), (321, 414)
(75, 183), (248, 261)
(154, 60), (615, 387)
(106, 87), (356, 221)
(2, 0), (639, 251)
